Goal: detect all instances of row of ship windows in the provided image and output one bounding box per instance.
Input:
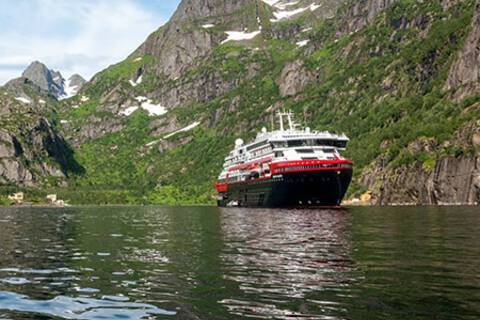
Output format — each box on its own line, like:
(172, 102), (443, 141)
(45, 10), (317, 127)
(220, 163), (352, 182)
(251, 147), (272, 157)
(230, 141), (344, 159)
(225, 148), (271, 166)
(273, 140), (347, 148)
(275, 163), (352, 172)
(246, 140), (347, 151)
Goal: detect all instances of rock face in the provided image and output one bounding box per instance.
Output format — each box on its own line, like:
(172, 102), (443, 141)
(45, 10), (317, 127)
(0, 122), (67, 186)
(171, 0), (252, 21)
(361, 156), (480, 205)
(445, 0), (480, 98)
(4, 77), (54, 102)
(0, 93), (82, 186)
(361, 121), (480, 205)
(277, 60), (314, 97)
(21, 61), (66, 98)
(339, 0), (398, 34)
(136, 25), (218, 80)
(135, 0), (258, 80)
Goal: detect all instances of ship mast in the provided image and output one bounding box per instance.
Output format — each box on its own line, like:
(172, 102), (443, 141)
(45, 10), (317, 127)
(277, 111), (296, 131)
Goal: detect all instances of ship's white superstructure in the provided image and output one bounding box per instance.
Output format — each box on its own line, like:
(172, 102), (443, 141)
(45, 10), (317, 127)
(218, 112), (350, 183)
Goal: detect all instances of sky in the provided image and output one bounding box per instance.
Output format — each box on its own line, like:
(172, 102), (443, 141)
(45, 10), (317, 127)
(0, 0), (181, 84)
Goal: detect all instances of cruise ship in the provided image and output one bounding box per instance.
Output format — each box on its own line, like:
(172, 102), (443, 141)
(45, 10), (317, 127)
(215, 112), (353, 208)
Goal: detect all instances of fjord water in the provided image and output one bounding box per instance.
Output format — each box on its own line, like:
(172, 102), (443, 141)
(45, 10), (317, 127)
(0, 206), (478, 319)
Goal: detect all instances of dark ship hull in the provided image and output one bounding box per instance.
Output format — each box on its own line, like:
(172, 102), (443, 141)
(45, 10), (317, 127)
(217, 167), (352, 208)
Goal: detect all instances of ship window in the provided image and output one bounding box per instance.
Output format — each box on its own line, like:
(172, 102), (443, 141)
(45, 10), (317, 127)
(287, 140), (308, 147)
(247, 140), (268, 151)
(275, 151), (284, 158)
(272, 142), (287, 148)
(296, 149), (315, 153)
(316, 140), (347, 148)
(287, 140), (348, 148)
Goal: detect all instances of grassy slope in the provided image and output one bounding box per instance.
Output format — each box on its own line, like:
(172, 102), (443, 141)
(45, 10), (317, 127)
(49, 0), (479, 205)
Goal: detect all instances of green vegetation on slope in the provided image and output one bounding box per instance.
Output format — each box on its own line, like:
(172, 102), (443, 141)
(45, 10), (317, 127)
(44, 0), (480, 205)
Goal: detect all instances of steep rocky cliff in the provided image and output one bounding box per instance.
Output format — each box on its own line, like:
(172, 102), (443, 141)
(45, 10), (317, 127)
(0, 88), (82, 187)
(361, 117), (480, 205)
(445, 0), (480, 99)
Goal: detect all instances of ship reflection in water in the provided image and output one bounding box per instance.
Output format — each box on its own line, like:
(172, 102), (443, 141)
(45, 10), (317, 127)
(219, 208), (356, 318)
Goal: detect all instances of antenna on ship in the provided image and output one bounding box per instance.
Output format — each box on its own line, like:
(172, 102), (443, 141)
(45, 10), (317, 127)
(277, 110), (297, 131)
(303, 109), (307, 128)
(278, 112), (284, 131)
(286, 111), (294, 131)
(277, 111), (296, 131)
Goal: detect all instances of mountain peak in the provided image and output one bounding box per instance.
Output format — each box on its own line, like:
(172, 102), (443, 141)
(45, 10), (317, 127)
(21, 61), (65, 98)
(63, 74), (86, 99)
(171, 0), (254, 22)
(15, 62), (85, 100)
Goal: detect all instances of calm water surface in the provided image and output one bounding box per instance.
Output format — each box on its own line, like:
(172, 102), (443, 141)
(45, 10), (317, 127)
(0, 206), (478, 319)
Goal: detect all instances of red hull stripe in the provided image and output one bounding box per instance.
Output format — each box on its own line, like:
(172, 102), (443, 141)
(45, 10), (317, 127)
(217, 166), (352, 189)
(271, 166), (351, 175)
(271, 159), (352, 169)
(216, 159), (353, 192)
(215, 183), (228, 193)
(271, 160), (352, 174)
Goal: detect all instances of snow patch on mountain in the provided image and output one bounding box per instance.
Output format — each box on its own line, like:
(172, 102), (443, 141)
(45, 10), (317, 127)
(262, 1), (321, 22)
(60, 76), (85, 100)
(120, 96), (168, 117)
(275, 1), (300, 10)
(129, 75), (143, 87)
(120, 106), (140, 116)
(261, 0), (280, 6)
(221, 31), (261, 44)
(296, 39), (310, 47)
(15, 97), (31, 104)
(141, 100), (167, 116)
(164, 122), (201, 138)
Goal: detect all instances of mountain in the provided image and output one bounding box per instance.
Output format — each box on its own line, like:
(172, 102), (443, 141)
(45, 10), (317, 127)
(0, 87), (83, 188)
(0, 62), (85, 188)
(1, 0), (480, 205)
(63, 74), (87, 99)
(5, 61), (86, 100)
(22, 61), (65, 97)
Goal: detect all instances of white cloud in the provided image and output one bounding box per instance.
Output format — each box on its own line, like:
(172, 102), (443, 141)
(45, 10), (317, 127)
(0, 0), (168, 84)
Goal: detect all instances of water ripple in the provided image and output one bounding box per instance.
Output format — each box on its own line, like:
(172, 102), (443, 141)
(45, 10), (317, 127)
(0, 291), (176, 319)
(0, 206), (479, 319)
